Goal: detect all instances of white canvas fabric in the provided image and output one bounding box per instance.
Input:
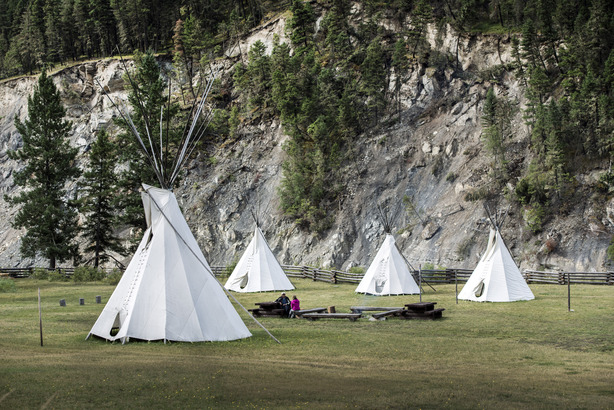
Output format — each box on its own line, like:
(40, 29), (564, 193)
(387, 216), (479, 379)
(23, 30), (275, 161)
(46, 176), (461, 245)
(88, 184), (252, 343)
(225, 227), (294, 293)
(355, 234), (420, 295)
(458, 228), (534, 302)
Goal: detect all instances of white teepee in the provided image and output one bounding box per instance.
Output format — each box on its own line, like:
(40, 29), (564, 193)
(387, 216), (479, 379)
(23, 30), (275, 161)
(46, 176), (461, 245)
(458, 228), (534, 302)
(88, 62), (280, 343)
(225, 226), (294, 293)
(355, 234), (420, 296)
(88, 185), (252, 342)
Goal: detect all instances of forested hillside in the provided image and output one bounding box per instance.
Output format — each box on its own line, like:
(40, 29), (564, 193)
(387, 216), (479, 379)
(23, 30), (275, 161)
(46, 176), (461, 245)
(1, 0), (614, 270)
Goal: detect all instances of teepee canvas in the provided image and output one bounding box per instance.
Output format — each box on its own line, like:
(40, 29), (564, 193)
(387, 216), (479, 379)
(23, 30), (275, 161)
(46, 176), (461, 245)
(87, 61), (275, 343)
(458, 227), (534, 302)
(356, 234), (420, 296)
(225, 226), (294, 292)
(88, 185), (252, 342)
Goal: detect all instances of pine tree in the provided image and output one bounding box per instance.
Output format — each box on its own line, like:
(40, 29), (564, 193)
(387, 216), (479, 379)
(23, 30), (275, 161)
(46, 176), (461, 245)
(481, 87), (506, 184)
(7, 67), (80, 269)
(79, 129), (124, 268)
(360, 37), (388, 125)
(289, 0), (315, 55)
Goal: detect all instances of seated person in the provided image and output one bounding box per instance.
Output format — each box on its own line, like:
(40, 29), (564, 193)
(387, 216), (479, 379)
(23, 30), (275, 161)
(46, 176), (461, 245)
(275, 292), (291, 317)
(289, 295), (300, 318)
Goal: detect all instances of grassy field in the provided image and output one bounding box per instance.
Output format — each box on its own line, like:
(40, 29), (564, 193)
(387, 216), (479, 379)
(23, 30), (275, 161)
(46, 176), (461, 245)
(0, 277), (613, 409)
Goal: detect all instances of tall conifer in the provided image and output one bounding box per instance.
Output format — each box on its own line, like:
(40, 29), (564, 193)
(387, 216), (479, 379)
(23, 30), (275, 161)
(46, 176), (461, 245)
(7, 67), (80, 269)
(79, 129), (124, 267)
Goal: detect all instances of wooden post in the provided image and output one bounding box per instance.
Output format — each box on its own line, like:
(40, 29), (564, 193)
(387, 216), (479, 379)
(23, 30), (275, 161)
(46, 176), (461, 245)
(419, 265), (422, 303)
(455, 269), (458, 305)
(328, 306), (336, 313)
(567, 272), (571, 312)
(38, 288), (43, 347)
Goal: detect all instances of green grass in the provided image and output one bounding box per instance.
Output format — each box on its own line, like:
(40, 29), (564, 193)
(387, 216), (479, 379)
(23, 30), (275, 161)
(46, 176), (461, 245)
(1, 278), (613, 408)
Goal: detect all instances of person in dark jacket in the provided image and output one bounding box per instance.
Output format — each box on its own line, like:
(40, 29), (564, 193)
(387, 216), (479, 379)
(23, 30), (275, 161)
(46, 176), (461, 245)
(275, 292), (291, 317)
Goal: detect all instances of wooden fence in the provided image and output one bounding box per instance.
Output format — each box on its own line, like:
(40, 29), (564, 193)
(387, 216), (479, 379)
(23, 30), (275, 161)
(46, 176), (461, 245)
(3, 265), (614, 286)
(212, 266), (474, 285)
(523, 270), (614, 285)
(0, 267), (117, 278)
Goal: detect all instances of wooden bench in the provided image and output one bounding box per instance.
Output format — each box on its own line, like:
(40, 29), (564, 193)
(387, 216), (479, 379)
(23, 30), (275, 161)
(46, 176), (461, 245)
(370, 309), (405, 320)
(294, 308), (327, 317)
(301, 313), (362, 322)
(350, 306), (404, 313)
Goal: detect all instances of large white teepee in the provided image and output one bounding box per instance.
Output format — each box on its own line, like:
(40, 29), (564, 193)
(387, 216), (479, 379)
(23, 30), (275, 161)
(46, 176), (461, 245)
(458, 228), (534, 302)
(87, 185), (252, 343)
(225, 226), (294, 293)
(87, 62), (278, 344)
(355, 234), (420, 296)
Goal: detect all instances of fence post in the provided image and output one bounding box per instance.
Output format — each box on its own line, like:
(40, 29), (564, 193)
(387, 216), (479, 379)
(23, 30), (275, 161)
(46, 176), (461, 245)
(567, 272), (571, 312)
(419, 265), (422, 303)
(455, 269), (458, 304)
(332, 271), (337, 284)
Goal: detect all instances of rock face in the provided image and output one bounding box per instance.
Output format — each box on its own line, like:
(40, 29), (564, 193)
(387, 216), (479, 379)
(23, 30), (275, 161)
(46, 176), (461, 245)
(0, 14), (610, 272)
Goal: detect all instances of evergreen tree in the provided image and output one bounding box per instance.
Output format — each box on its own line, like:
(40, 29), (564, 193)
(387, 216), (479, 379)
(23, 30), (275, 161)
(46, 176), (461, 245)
(482, 87), (507, 184)
(7, 68), (80, 269)
(289, 0), (315, 55)
(79, 129), (124, 267)
(360, 37), (388, 125)
(13, 5), (44, 74)
(247, 40), (272, 110)
(544, 100), (567, 198)
(408, 0), (432, 59)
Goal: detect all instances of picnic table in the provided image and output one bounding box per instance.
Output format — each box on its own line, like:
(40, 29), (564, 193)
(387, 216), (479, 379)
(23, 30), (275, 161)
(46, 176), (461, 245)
(248, 301), (285, 317)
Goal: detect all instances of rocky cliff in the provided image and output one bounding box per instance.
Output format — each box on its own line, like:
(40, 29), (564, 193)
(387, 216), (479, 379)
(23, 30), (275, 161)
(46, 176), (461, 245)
(0, 14), (611, 272)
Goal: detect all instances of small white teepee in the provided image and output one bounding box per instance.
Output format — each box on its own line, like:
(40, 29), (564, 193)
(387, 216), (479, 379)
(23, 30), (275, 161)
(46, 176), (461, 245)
(458, 228), (534, 302)
(225, 226), (294, 293)
(356, 234), (420, 296)
(88, 185), (252, 342)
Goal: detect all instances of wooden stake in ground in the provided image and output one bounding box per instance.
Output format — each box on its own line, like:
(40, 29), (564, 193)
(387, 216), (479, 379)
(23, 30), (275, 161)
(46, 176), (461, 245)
(567, 272), (571, 312)
(38, 288), (43, 347)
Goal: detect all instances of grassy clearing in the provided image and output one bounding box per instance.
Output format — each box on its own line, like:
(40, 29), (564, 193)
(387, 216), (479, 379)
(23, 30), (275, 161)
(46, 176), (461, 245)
(0, 278), (613, 408)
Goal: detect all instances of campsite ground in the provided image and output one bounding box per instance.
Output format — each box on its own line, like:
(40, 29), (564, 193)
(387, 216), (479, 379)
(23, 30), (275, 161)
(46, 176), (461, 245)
(0, 278), (613, 409)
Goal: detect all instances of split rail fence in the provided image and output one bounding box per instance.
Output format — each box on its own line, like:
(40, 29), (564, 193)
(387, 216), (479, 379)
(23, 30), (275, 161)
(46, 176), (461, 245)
(211, 266), (614, 286)
(3, 266), (614, 286)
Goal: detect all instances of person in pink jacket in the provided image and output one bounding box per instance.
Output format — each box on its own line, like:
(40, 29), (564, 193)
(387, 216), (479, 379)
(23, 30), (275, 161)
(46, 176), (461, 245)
(289, 295), (300, 318)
